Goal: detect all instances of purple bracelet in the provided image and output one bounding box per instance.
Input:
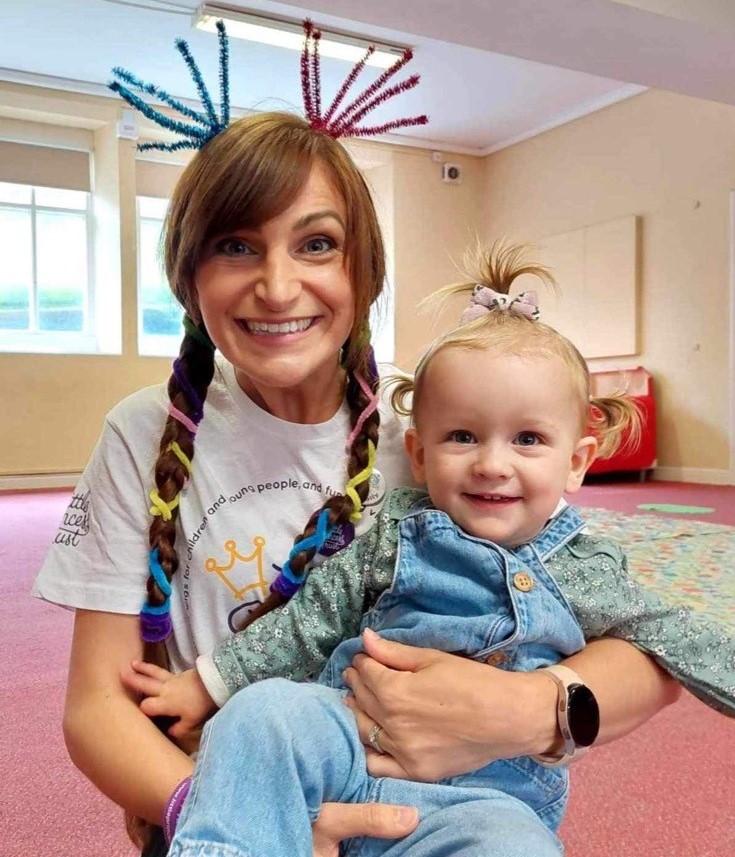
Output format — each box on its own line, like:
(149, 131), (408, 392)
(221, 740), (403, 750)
(163, 775), (192, 845)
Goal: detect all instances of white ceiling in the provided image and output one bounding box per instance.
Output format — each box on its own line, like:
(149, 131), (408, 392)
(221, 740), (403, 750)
(2, 0), (735, 154)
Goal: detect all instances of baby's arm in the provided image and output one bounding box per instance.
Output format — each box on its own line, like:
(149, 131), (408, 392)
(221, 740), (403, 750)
(561, 536), (735, 716)
(199, 522), (385, 705)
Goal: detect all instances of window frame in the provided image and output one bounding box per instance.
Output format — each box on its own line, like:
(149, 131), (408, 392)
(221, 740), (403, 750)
(136, 194), (184, 357)
(0, 183), (97, 354)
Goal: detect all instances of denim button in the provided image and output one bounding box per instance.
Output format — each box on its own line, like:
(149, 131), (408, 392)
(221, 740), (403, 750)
(485, 651), (509, 666)
(513, 571), (534, 592)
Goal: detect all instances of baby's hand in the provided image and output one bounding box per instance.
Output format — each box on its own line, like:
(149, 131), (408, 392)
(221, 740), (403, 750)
(121, 661), (217, 739)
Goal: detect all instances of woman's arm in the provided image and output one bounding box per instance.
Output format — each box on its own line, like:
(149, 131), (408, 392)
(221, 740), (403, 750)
(563, 637), (681, 743)
(343, 630), (680, 781)
(63, 609), (194, 824)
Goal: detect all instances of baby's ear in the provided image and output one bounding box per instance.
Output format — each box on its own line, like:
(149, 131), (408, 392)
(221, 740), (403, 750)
(566, 435), (598, 494)
(404, 428), (427, 486)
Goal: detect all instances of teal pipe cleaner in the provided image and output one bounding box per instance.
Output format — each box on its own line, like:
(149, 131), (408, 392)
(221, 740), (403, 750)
(109, 20), (230, 152)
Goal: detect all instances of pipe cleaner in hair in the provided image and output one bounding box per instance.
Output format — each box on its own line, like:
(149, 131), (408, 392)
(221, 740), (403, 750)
(346, 373), (379, 451)
(271, 509), (335, 598)
(141, 549), (173, 643)
(183, 314), (216, 352)
(301, 19), (428, 138)
(109, 19), (427, 152)
(109, 20), (230, 152)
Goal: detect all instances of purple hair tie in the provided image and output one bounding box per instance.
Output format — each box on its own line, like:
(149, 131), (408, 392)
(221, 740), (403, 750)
(173, 358), (204, 424)
(140, 611), (173, 643)
(271, 574), (302, 599)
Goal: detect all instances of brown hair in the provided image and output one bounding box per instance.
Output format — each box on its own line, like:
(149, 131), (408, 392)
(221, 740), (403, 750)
(164, 111), (384, 373)
(391, 241), (641, 459)
(131, 112), (385, 849)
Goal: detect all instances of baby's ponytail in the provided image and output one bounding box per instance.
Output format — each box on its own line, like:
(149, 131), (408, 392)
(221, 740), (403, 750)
(589, 394), (642, 460)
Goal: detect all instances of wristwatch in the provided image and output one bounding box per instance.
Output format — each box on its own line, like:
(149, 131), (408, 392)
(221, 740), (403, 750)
(532, 664), (600, 767)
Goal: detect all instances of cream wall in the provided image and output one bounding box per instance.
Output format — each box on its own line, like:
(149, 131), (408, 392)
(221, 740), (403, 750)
(479, 89), (735, 481)
(4, 81), (734, 482)
(0, 82), (483, 481)
(392, 150), (484, 370)
(0, 83), (174, 480)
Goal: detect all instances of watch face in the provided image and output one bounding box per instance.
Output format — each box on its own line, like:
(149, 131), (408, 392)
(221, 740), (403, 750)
(567, 684), (600, 747)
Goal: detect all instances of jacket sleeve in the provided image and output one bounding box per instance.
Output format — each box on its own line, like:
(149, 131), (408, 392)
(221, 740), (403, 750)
(550, 535), (735, 717)
(205, 516), (390, 698)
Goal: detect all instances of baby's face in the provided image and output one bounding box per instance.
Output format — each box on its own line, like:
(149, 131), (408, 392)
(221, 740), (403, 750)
(404, 348), (596, 547)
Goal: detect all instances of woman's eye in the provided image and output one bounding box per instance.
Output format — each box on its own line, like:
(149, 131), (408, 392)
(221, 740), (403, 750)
(515, 431), (541, 447)
(302, 236), (335, 254)
(214, 238), (252, 257)
(449, 430), (476, 444)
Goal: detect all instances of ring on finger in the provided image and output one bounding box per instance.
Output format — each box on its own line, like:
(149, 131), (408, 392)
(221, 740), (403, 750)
(367, 723), (386, 754)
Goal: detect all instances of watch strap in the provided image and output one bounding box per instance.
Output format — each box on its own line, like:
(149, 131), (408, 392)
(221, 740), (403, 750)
(532, 664), (590, 768)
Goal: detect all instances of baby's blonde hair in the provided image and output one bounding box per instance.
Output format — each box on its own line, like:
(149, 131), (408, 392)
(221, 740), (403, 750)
(391, 241), (641, 459)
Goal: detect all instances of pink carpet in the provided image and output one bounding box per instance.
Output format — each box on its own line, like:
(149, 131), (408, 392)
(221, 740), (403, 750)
(577, 478), (735, 526)
(2, 486), (734, 856)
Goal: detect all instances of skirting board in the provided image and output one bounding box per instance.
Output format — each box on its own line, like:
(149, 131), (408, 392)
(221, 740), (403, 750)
(652, 467), (734, 486)
(0, 472), (82, 492)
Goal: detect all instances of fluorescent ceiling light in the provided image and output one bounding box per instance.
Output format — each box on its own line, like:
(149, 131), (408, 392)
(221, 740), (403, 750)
(193, 4), (407, 69)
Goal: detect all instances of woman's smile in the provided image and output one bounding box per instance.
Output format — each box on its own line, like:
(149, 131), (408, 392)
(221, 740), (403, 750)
(240, 317), (317, 336)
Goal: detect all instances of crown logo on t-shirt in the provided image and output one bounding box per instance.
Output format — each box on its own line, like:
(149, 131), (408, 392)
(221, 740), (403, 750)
(205, 536), (268, 601)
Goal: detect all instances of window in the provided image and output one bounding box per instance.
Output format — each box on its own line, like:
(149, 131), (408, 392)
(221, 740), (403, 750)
(0, 181), (93, 349)
(137, 196), (183, 356)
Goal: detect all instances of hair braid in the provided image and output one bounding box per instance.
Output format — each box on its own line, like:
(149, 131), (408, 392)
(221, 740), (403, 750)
(238, 343), (381, 630)
(126, 329), (216, 851)
(143, 330), (216, 667)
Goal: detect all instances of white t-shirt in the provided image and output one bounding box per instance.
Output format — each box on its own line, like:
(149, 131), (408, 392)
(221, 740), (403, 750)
(32, 356), (413, 672)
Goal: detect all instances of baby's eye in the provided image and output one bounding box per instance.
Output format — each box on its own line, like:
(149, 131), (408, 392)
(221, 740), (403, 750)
(449, 430), (476, 444)
(302, 236), (336, 254)
(515, 431), (542, 447)
(214, 238), (253, 257)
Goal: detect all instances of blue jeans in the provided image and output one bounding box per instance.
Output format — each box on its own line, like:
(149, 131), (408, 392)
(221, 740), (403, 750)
(169, 679), (565, 857)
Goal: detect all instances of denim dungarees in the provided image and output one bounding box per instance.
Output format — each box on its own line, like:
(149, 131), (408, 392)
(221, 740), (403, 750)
(171, 505), (587, 857)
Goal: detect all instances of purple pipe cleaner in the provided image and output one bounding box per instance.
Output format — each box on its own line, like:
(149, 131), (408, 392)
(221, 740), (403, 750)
(140, 611), (173, 643)
(173, 358), (204, 424)
(271, 574), (302, 599)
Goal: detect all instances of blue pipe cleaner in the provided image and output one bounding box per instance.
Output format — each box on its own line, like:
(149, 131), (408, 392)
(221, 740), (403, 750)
(147, 548), (173, 597)
(140, 549), (173, 642)
(271, 509), (334, 599)
(109, 20), (231, 152)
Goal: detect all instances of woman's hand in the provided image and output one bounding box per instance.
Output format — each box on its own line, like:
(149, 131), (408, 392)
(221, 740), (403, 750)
(312, 802), (418, 857)
(342, 628), (556, 781)
(121, 661), (217, 740)
(344, 630), (680, 782)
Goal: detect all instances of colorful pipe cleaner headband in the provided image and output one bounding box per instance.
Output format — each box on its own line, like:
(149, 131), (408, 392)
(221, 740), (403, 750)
(109, 19), (427, 152)
(461, 286), (541, 325)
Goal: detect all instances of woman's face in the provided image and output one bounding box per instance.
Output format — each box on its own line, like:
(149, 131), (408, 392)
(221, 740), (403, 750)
(195, 163), (355, 409)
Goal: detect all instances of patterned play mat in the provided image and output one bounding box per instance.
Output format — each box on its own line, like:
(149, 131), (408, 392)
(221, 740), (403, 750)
(582, 508), (735, 627)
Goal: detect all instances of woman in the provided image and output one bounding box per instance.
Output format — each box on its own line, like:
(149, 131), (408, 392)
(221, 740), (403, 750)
(33, 96), (677, 857)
